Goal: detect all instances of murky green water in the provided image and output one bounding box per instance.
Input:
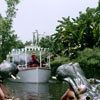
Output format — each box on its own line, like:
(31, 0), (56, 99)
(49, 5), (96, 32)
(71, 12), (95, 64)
(5, 81), (69, 100)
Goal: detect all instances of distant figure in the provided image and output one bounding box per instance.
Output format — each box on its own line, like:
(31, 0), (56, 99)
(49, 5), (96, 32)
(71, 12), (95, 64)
(29, 52), (40, 67)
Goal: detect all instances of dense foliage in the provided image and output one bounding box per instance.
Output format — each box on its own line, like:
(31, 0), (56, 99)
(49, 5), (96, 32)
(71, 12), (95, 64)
(39, 1), (100, 78)
(73, 47), (100, 79)
(50, 47), (100, 78)
(0, 0), (100, 78)
(50, 56), (70, 76)
(52, 1), (100, 57)
(0, 0), (22, 62)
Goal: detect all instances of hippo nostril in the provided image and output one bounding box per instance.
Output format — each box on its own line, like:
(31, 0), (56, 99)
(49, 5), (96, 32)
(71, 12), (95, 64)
(86, 96), (91, 100)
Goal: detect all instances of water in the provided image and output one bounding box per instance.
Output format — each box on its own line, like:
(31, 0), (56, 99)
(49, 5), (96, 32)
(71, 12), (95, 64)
(5, 81), (69, 100)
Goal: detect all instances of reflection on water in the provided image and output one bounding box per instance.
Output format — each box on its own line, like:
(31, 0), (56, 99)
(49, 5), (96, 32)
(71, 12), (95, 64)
(5, 81), (69, 100)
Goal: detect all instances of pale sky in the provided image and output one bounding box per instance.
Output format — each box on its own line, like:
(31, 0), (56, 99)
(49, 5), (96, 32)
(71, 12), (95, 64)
(0, 0), (99, 43)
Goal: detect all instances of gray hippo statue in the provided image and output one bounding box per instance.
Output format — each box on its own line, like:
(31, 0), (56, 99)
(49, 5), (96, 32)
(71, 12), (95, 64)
(56, 63), (100, 100)
(0, 60), (19, 81)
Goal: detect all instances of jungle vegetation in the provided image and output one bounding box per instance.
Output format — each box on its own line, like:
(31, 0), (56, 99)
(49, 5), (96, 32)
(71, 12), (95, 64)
(0, 0), (100, 78)
(39, 1), (100, 78)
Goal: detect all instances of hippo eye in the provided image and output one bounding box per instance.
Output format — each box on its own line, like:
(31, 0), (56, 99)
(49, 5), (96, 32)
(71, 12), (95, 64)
(69, 97), (75, 100)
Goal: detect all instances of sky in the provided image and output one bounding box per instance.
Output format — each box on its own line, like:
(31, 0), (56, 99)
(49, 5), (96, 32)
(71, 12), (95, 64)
(0, 0), (99, 43)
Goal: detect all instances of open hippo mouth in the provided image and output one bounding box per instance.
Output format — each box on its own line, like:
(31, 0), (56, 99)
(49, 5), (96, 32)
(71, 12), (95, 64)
(0, 60), (19, 80)
(56, 63), (100, 100)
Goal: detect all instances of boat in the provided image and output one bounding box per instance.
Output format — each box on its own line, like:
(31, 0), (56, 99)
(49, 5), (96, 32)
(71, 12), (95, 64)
(7, 45), (51, 83)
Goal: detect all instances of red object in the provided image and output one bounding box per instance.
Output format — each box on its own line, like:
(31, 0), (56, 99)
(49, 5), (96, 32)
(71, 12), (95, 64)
(29, 55), (39, 67)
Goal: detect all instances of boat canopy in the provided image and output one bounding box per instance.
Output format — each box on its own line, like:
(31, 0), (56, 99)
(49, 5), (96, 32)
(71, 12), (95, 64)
(7, 45), (50, 68)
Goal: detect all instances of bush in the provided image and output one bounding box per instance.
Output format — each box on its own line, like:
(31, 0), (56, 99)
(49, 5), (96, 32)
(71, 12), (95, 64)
(73, 47), (100, 79)
(50, 47), (100, 79)
(50, 56), (70, 76)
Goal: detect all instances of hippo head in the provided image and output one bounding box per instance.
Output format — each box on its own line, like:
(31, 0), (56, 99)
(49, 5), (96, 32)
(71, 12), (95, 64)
(0, 60), (19, 80)
(56, 63), (99, 99)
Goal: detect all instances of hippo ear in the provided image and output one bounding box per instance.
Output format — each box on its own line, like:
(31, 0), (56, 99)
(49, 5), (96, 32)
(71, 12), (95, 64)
(63, 77), (74, 85)
(64, 77), (70, 82)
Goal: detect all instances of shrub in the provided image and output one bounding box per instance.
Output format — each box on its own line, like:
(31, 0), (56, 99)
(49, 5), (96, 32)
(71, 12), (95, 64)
(50, 47), (100, 79)
(50, 56), (70, 76)
(73, 47), (100, 79)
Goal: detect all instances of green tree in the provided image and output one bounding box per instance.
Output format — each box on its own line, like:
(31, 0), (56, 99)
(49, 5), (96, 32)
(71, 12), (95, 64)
(0, 0), (20, 62)
(24, 41), (32, 46)
(15, 40), (24, 49)
(39, 36), (54, 53)
(53, 1), (100, 57)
